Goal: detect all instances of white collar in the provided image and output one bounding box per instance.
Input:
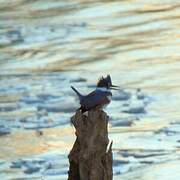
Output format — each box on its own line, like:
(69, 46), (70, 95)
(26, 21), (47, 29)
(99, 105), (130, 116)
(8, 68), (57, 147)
(96, 87), (110, 92)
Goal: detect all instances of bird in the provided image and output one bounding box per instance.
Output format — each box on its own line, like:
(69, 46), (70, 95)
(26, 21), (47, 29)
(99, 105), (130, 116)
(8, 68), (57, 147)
(71, 75), (119, 113)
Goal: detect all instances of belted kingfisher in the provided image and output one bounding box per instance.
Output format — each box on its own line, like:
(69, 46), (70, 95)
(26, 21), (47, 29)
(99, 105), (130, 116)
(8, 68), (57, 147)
(71, 75), (119, 113)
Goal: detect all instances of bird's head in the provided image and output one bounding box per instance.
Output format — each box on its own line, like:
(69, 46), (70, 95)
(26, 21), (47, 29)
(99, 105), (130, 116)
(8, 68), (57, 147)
(97, 75), (119, 90)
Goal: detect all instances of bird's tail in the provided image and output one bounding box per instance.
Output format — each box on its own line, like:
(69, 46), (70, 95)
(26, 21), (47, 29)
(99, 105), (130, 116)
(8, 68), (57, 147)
(71, 86), (83, 99)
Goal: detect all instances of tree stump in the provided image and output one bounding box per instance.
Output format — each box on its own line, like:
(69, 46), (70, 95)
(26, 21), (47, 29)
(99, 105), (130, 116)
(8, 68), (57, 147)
(68, 109), (113, 180)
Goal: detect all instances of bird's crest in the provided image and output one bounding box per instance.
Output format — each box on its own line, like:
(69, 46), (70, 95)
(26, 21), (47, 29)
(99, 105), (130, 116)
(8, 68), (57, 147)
(97, 75), (112, 88)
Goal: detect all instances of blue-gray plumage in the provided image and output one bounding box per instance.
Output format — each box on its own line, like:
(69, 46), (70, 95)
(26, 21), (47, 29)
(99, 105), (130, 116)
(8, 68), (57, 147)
(71, 75), (119, 113)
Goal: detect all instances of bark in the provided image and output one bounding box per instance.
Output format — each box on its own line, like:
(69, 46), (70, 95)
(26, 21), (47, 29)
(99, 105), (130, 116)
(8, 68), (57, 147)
(68, 109), (113, 180)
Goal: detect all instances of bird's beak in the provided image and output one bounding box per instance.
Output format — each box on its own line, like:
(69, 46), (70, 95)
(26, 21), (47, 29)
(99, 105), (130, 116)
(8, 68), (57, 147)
(110, 85), (120, 90)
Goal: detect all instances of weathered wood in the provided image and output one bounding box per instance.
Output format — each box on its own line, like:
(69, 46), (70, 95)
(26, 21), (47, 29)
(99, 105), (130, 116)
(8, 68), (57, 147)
(68, 110), (113, 180)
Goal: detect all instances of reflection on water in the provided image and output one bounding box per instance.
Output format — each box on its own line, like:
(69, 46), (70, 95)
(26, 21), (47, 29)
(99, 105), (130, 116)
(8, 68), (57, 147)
(0, 126), (74, 160)
(0, 0), (180, 179)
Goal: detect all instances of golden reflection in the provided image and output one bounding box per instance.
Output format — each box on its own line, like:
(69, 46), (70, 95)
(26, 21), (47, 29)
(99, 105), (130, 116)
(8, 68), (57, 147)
(0, 126), (75, 160)
(110, 118), (168, 134)
(0, 108), (37, 119)
(137, 4), (179, 14)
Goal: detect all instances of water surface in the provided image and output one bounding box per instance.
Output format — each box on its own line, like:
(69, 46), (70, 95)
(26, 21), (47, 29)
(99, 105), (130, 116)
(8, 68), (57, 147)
(0, 0), (180, 179)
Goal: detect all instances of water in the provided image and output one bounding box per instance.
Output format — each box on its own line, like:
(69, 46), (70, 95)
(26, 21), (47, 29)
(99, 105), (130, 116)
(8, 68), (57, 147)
(0, 0), (180, 179)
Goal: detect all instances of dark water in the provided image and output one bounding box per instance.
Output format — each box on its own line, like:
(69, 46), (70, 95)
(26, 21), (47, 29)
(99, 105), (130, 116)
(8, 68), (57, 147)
(0, 0), (180, 179)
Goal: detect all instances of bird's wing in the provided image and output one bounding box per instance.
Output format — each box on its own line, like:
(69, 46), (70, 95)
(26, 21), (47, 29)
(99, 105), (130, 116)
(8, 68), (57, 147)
(85, 90), (97, 98)
(80, 91), (110, 110)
